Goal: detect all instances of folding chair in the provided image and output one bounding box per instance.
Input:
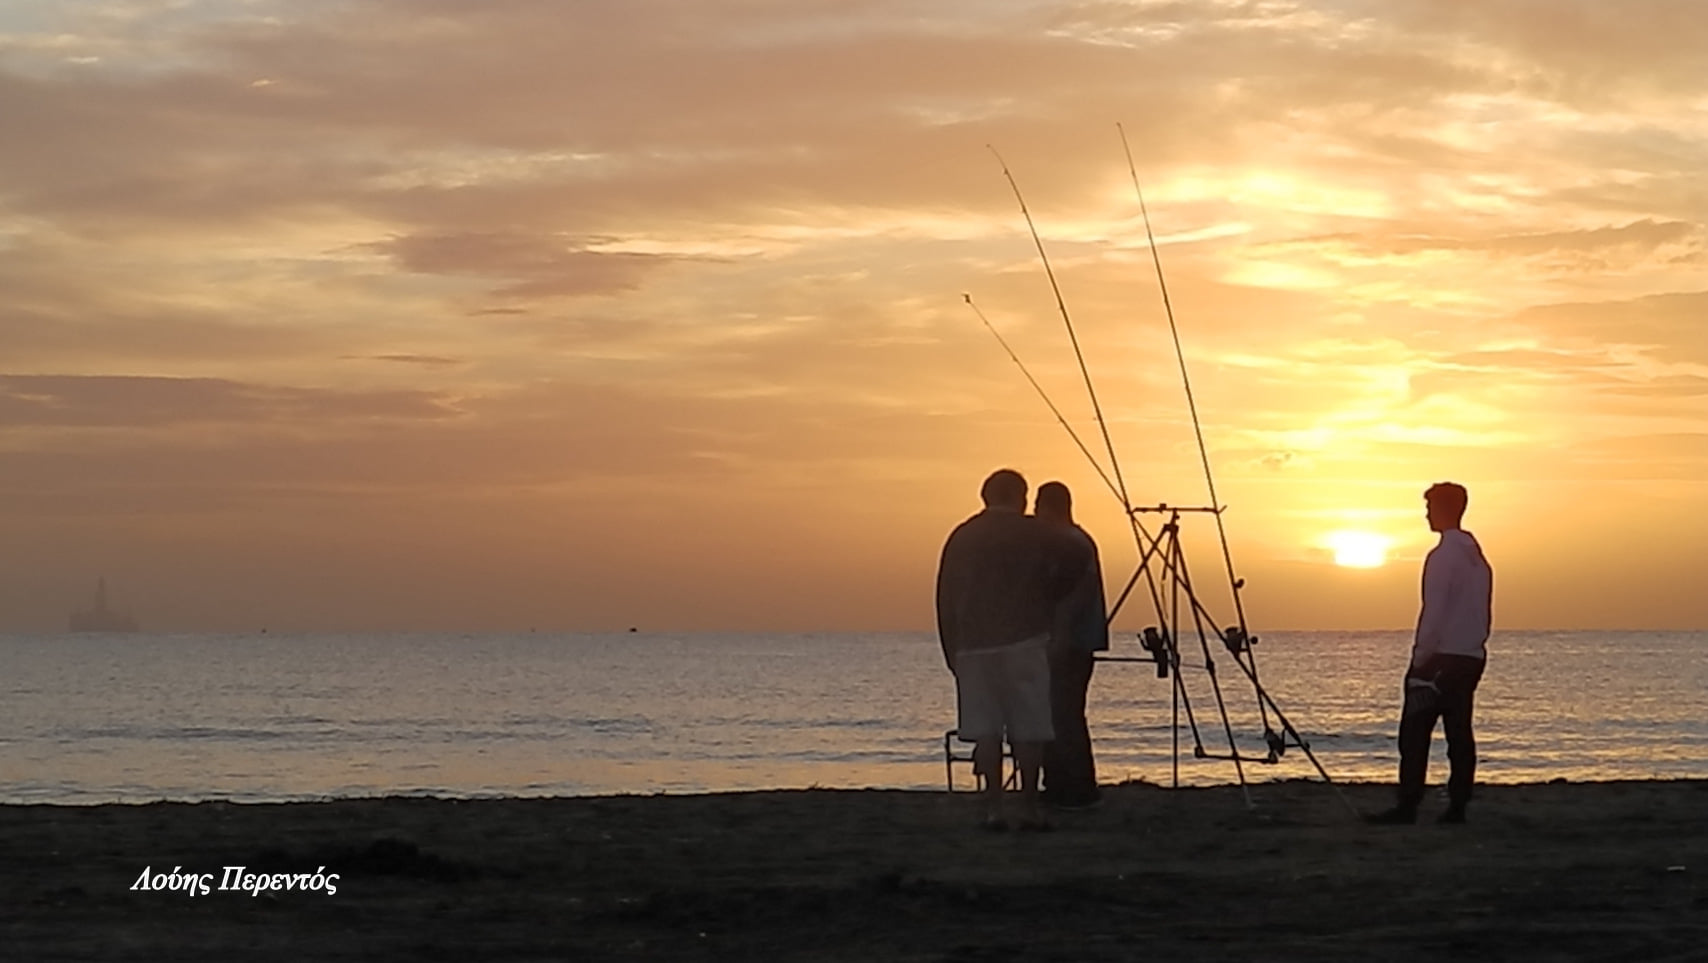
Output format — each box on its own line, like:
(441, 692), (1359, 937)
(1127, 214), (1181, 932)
(942, 728), (1018, 792)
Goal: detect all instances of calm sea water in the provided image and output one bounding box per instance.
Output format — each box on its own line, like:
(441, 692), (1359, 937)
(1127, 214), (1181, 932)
(1, 630), (1703, 804)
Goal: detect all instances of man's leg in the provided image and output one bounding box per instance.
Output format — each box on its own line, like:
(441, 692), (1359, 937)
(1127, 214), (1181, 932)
(1042, 650), (1084, 799)
(1394, 672), (1443, 817)
(1013, 740), (1047, 824)
(973, 739), (1006, 823)
(1041, 650), (1066, 795)
(954, 650), (1007, 828)
(1043, 651), (1097, 805)
(1439, 656), (1486, 820)
(1005, 640), (1055, 827)
(1075, 653), (1099, 799)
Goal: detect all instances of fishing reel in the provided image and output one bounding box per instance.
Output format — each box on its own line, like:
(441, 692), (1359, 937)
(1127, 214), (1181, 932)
(1220, 625), (1256, 655)
(1139, 626), (1171, 678)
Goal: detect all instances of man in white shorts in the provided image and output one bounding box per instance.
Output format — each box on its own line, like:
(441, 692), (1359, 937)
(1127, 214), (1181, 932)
(936, 469), (1093, 830)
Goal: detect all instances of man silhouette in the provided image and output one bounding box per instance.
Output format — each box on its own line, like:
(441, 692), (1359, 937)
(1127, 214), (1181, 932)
(1034, 481), (1108, 810)
(1369, 481), (1493, 825)
(936, 469), (1090, 830)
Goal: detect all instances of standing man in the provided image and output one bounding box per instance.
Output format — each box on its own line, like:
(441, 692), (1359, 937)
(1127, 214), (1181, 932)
(937, 469), (1090, 831)
(1034, 481), (1109, 810)
(1370, 481), (1493, 825)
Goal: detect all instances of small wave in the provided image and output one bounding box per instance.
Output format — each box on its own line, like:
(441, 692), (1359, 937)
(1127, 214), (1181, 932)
(66, 725), (286, 742)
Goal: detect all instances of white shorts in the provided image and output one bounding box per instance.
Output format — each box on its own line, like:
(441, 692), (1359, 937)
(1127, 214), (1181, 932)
(954, 635), (1054, 744)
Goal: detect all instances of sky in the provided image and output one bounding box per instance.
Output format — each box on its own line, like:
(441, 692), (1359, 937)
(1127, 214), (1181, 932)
(2, 0), (1705, 632)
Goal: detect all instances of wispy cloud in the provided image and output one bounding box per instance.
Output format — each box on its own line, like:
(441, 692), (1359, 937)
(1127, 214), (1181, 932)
(1, 0), (1705, 629)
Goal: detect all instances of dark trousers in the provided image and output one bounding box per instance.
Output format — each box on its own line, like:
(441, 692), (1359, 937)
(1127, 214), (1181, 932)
(1042, 648), (1099, 802)
(1397, 653), (1486, 811)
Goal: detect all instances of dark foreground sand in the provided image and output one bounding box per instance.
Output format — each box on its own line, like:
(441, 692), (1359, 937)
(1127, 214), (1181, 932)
(4, 779), (1705, 961)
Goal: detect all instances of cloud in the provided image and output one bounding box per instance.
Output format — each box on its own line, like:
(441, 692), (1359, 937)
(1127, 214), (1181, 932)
(341, 353), (466, 367)
(1509, 291), (1708, 364)
(367, 232), (677, 300)
(1287, 220), (1699, 260)
(0, 374), (459, 429)
(1, 1), (1706, 628)
(1378, 0), (1708, 99)
(0, 0), (1645, 238)
(0, 371), (1011, 503)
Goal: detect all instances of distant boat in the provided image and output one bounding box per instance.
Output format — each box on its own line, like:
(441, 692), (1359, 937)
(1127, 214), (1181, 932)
(69, 577), (139, 633)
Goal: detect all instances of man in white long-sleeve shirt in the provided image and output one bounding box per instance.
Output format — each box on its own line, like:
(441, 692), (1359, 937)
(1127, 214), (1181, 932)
(1370, 481), (1493, 825)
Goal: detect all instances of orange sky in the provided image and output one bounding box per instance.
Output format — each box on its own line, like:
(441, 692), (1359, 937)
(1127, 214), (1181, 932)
(3, 1), (1706, 632)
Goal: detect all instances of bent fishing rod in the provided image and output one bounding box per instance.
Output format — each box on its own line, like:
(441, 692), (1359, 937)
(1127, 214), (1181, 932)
(963, 292), (1168, 623)
(976, 144), (1224, 634)
(1116, 124), (1274, 738)
(1117, 123), (1254, 648)
(971, 141), (1243, 625)
(981, 143), (1168, 626)
(987, 146), (1135, 515)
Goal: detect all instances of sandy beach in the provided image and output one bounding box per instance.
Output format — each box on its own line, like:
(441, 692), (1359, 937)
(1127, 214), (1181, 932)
(4, 779), (1705, 961)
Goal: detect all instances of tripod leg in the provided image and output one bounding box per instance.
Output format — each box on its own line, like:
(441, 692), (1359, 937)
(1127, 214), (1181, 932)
(1248, 666), (1360, 819)
(1171, 647), (1181, 789)
(1176, 540), (1252, 809)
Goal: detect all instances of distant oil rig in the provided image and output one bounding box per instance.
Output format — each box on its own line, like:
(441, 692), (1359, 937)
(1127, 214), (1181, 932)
(69, 577), (139, 633)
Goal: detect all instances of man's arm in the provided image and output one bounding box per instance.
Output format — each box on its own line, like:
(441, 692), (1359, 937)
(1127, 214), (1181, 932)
(1412, 547), (1455, 669)
(1084, 539), (1110, 651)
(935, 538), (961, 672)
(1043, 528), (1094, 604)
(1050, 532), (1106, 653)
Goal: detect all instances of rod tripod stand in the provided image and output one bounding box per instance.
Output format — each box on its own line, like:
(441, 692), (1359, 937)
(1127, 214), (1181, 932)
(1098, 504), (1350, 812)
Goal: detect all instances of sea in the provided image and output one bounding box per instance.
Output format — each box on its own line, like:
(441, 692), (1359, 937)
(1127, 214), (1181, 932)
(1, 630), (1704, 805)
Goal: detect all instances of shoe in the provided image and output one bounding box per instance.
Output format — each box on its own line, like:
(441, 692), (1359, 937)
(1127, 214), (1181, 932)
(1364, 806), (1417, 825)
(1437, 806), (1466, 825)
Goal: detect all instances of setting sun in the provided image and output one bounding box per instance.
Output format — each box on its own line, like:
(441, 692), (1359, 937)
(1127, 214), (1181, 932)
(2, 0), (1707, 634)
(1327, 531), (1391, 569)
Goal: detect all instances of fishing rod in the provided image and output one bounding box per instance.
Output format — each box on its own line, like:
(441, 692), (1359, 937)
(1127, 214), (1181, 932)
(1117, 123), (1272, 737)
(962, 292), (1170, 628)
(987, 145), (1137, 520)
(965, 291), (1230, 650)
(1115, 125), (1352, 813)
(980, 147), (1178, 640)
(1117, 123), (1252, 641)
(962, 293), (1120, 503)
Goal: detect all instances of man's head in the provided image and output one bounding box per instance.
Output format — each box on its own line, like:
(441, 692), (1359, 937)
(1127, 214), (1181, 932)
(1424, 481), (1468, 532)
(980, 468), (1028, 511)
(1035, 480), (1073, 523)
